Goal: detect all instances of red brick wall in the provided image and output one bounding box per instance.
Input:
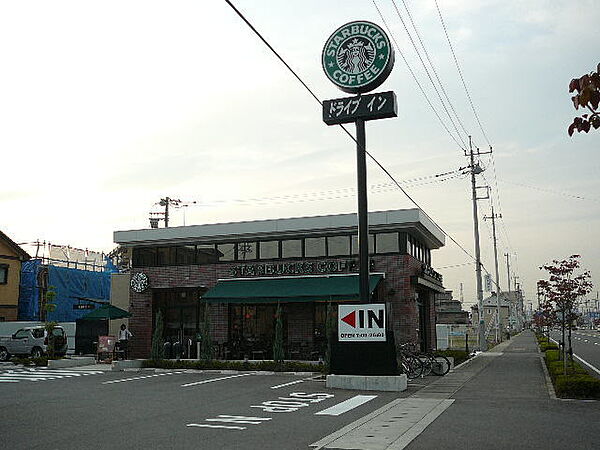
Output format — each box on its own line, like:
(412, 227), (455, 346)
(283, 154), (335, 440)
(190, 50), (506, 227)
(128, 253), (440, 358)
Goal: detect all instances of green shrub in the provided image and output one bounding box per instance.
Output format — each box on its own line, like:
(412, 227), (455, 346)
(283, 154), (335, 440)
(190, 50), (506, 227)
(555, 374), (600, 399)
(142, 358), (327, 373)
(10, 356), (48, 366)
(545, 349), (560, 362)
(539, 342), (559, 352)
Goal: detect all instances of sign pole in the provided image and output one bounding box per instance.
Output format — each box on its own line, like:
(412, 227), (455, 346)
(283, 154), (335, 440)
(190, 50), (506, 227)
(356, 117), (370, 303)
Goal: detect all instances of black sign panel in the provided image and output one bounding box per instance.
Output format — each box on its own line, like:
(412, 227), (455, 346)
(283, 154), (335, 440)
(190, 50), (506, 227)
(323, 91), (397, 125)
(73, 304), (95, 310)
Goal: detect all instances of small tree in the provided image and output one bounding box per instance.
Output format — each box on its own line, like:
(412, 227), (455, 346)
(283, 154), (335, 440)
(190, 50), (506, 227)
(151, 310), (165, 360)
(568, 63), (600, 136)
(272, 303), (284, 364)
(538, 255), (593, 375)
(44, 286), (58, 359)
(199, 305), (214, 360)
(324, 302), (336, 367)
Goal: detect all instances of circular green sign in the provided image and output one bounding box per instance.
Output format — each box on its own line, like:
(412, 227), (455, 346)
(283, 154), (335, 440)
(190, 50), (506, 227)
(322, 20), (394, 94)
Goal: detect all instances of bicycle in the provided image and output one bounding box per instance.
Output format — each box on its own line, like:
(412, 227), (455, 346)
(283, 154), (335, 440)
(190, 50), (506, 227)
(397, 343), (423, 379)
(398, 343), (452, 377)
(423, 352), (451, 376)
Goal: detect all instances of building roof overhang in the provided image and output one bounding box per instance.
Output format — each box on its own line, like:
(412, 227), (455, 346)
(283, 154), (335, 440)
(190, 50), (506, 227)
(114, 208), (445, 250)
(0, 230), (31, 261)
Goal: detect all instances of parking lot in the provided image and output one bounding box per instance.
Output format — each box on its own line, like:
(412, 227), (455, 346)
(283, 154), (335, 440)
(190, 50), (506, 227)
(0, 366), (431, 450)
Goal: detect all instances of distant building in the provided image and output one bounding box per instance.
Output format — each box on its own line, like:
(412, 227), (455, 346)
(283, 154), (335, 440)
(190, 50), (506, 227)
(471, 290), (525, 339)
(0, 230), (31, 321)
(435, 290), (469, 324)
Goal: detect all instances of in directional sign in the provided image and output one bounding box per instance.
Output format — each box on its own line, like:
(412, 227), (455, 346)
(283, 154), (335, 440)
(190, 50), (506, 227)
(338, 304), (386, 342)
(323, 91), (397, 125)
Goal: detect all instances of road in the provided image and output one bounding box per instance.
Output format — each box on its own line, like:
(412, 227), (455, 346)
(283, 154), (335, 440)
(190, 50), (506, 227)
(0, 365), (425, 450)
(549, 329), (600, 378)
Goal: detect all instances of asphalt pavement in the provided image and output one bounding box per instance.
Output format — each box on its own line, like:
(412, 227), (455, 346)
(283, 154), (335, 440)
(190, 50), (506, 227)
(3, 332), (600, 450)
(405, 331), (600, 450)
(0, 364), (432, 450)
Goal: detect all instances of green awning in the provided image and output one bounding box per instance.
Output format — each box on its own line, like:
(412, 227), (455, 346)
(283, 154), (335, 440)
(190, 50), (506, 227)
(202, 274), (383, 304)
(80, 304), (132, 320)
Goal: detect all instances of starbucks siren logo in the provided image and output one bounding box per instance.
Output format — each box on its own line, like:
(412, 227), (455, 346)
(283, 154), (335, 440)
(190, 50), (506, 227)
(322, 21), (394, 94)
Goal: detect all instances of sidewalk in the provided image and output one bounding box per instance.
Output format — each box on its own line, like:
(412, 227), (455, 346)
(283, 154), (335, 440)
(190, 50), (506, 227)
(312, 331), (600, 449)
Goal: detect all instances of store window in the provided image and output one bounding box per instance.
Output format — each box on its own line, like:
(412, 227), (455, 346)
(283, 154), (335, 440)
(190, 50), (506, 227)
(176, 245), (196, 265)
(259, 241), (279, 260)
(327, 236), (350, 256)
(157, 247), (176, 266)
(351, 234), (374, 255)
(197, 244), (218, 264)
(238, 242), (257, 260)
(305, 237), (326, 258)
(217, 243), (235, 261)
(376, 233), (399, 253)
(132, 248), (156, 267)
(282, 239), (302, 258)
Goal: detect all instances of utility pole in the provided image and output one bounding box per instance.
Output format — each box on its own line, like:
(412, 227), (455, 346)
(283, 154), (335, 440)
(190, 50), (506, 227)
(505, 253), (511, 293)
(484, 205), (502, 342)
(159, 197), (182, 228)
(467, 136), (491, 351)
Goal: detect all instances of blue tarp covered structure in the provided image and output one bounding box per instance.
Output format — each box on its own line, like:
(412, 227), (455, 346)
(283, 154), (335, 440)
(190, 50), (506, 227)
(18, 261), (113, 322)
(18, 260), (42, 320)
(47, 265), (112, 322)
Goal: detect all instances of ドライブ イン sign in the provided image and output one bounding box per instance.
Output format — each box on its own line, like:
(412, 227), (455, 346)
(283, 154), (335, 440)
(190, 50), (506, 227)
(322, 21), (394, 94)
(338, 304), (386, 342)
(322, 91), (397, 125)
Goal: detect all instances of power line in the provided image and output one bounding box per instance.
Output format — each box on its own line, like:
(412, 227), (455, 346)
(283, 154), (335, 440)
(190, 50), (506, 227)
(387, 0), (468, 148)
(182, 169), (464, 209)
(224, 0), (479, 264)
(499, 178), (599, 202)
(371, 0), (466, 150)
(434, 0), (492, 147)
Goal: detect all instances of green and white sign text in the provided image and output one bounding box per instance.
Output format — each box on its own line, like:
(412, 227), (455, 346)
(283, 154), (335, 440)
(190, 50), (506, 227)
(322, 21), (394, 94)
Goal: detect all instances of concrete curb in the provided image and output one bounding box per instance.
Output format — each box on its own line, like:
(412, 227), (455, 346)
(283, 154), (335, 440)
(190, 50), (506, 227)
(326, 374), (408, 392)
(48, 357), (96, 369)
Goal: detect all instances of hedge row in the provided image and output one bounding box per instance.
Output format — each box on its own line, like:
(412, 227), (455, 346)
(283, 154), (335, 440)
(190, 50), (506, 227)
(543, 349), (600, 399)
(142, 358), (327, 373)
(10, 357), (49, 366)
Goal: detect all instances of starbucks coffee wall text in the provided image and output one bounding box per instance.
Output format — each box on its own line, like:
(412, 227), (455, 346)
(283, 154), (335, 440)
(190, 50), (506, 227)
(229, 259), (375, 278)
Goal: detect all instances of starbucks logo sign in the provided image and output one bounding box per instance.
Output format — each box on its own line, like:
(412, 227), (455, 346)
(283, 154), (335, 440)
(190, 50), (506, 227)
(322, 21), (394, 94)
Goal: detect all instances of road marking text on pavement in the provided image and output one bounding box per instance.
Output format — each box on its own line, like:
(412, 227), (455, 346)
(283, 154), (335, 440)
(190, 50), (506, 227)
(187, 415), (272, 431)
(315, 395), (377, 416)
(103, 372), (184, 384)
(181, 373), (253, 387)
(189, 392), (335, 432)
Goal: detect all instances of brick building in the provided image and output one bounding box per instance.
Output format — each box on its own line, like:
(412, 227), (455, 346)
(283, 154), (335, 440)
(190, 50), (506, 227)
(114, 208), (446, 359)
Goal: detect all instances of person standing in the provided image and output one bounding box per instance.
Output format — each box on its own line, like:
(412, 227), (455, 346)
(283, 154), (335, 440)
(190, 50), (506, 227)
(118, 324), (133, 360)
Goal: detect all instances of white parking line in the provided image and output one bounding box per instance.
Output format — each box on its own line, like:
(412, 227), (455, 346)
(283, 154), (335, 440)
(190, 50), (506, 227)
(186, 424), (246, 430)
(270, 379), (305, 389)
(103, 372), (184, 385)
(181, 373), (253, 387)
(315, 395), (377, 416)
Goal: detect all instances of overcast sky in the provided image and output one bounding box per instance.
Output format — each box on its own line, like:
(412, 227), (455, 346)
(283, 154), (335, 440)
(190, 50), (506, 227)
(1, 0), (599, 307)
